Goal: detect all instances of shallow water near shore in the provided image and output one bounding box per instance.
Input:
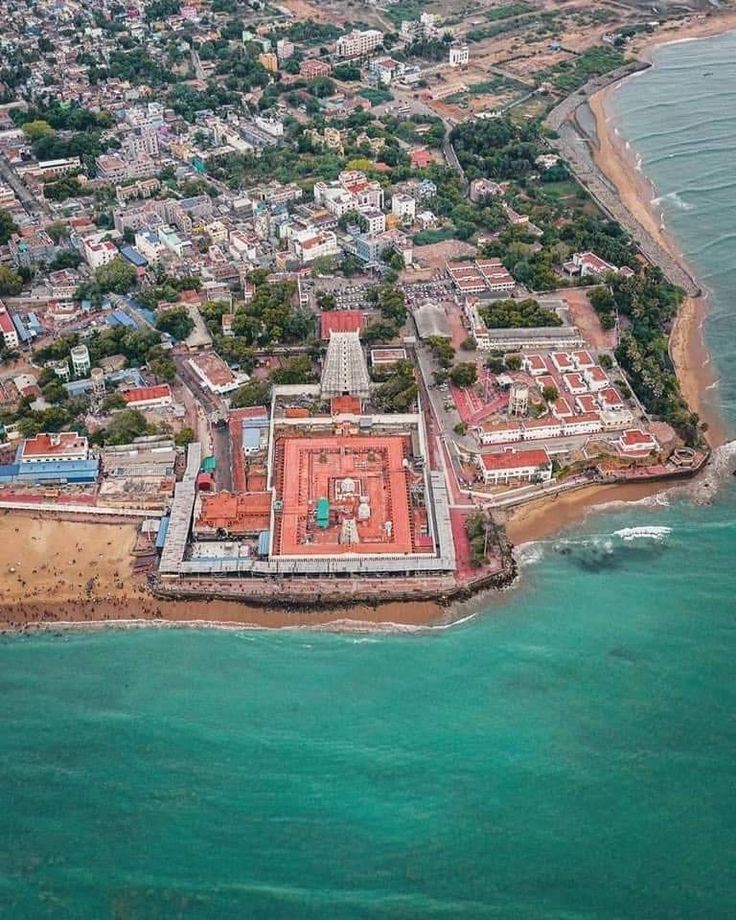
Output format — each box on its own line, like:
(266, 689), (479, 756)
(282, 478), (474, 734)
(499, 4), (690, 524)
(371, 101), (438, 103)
(2, 35), (736, 918)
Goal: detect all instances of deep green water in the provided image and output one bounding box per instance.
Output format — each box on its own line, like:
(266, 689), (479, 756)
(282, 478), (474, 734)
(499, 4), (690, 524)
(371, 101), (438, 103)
(1, 36), (736, 919)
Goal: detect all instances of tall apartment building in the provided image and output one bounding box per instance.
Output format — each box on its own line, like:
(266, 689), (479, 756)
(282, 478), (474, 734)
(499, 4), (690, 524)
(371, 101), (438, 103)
(335, 29), (383, 59)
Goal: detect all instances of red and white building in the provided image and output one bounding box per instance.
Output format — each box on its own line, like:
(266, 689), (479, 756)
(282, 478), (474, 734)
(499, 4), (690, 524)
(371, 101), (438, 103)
(20, 431), (89, 463)
(478, 449), (552, 485)
(523, 354), (548, 376)
(563, 373), (588, 395)
(121, 385), (173, 409)
(550, 352), (574, 373)
(618, 429), (659, 456)
(82, 238), (118, 269)
(583, 366), (609, 391)
(0, 303), (19, 350)
(598, 386), (625, 411)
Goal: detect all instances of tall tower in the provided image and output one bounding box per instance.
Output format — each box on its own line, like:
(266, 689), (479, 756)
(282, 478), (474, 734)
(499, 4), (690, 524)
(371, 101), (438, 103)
(70, 344), (91, 378)
(508, 383), (529, 417)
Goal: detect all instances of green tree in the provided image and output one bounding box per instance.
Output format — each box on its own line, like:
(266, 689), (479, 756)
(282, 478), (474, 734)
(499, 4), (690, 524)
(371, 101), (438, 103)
(231, 379), (271, 408)
(450, 362), (478, 388)
(95, 257), (136, 294)
(175, 426), (196, 446)
(155, 306), (194, 342)
(542, 384), (559, 402)
(0, 266), (23, 295)
(0, 208), (18, 245)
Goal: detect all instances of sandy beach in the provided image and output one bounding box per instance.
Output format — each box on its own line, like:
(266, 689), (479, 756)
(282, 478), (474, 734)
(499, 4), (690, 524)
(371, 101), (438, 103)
(0, 512), (445, 631)
(3, 16), (734, 634)
(586, 15), (736, 448)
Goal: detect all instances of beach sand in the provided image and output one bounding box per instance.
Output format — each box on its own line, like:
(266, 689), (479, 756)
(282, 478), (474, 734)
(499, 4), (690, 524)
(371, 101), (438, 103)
(5, 18), (735, 633)
(0, 512), (444, 631)
(505, 481), (671, 546)
(586, 15), (736, 448)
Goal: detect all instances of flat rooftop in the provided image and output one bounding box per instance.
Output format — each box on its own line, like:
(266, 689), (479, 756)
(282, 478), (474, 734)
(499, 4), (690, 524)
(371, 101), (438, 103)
(274, 434), (431, 557)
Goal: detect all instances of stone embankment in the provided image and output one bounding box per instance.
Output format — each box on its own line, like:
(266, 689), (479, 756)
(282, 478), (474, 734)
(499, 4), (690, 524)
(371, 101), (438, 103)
(547, 64), (700, 297)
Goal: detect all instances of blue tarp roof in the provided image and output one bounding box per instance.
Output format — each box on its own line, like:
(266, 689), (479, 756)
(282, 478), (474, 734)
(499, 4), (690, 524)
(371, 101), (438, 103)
(258, 530), (270, 556)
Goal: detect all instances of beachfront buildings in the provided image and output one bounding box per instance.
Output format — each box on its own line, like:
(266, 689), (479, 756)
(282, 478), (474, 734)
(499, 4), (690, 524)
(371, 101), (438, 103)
(478, 449), (553, 485)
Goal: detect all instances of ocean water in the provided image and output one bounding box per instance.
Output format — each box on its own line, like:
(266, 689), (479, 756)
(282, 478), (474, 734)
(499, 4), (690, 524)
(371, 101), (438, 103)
(611, 30), (736, 426)
(2, 37), (736, 919)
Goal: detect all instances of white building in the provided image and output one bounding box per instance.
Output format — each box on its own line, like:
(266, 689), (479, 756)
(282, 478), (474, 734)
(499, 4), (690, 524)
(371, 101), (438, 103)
(478, 449), (552, 486)
(70, 344), (91, 377)
(391, 193), (416, 222)
(449, 44), (469, 67)
(336, 29), (383, 59)
(82, 238), (118, 269)
(294, 230), (339, 264)
(0, 304), (19, 351)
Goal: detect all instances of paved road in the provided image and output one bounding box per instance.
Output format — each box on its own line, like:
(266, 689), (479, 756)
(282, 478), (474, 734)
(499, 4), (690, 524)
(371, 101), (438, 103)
(0, 153), (48, 217)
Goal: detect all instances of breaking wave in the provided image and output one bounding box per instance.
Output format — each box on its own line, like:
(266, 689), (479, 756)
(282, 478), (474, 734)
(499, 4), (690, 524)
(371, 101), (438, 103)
(612, 526), (672, 542)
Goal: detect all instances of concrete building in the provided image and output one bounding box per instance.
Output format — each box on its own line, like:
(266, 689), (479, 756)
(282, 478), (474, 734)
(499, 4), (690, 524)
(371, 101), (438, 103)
(20, 431), (89, 463)
(478, 449), (552, 485)
(320, 331), (371, 399)
(70, 344), (91, 377)
(82, 238), (118, 269)
(188, 352), (246, 395)
(391, 193), (416, 222)
(449, 43), (470, 66)
(0, 303), (19, 351)
(336, 29), (383, 59)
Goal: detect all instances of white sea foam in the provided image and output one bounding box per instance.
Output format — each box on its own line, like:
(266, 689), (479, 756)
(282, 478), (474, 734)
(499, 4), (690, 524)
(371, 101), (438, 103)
(613, 526), (672, 542)
(515, 543), (545, 567)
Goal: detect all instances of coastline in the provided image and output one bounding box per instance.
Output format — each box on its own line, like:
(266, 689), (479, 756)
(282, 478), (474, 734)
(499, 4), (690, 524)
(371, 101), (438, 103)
(3, 21), (734, 635)
(506, 20), (736, 545)
(586, 73), (726, 448)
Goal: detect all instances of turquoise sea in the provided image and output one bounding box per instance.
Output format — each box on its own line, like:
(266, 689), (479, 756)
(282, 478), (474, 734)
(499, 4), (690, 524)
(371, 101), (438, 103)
(1, 36), (735, 918)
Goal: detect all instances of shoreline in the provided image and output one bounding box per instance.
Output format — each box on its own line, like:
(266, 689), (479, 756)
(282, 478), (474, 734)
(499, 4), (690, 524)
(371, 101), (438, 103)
(586, 69), (726, 448)
(3, 20), (734, 635)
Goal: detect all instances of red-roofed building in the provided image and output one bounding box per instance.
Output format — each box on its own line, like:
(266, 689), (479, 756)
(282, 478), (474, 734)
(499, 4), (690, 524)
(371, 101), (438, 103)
(320, 310), (364, 340)
(478, 449), (552, 485)
(575, 393), (599, 414)
(20, 431), (89, 462)
(618, 429), (658, 455)
(523, 354), (548, 376)
(0, 303), (18, 350)
(409, 147), (433, 169)
(584, 366), (609, 391)
(551, 352), (574, 373)
(598, 386), (625, 410)
(330, 395), (363, 415)
(572, 350), (594, 369)
(551, 397), (574, 419)
(563, 372), (588, 395)
(121, 385), (173, 409)
(194, 491), (272, 538)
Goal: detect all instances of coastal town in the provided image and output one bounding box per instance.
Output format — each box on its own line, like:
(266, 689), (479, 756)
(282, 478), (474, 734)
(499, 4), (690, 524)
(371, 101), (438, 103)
(0, 0), (725, 618)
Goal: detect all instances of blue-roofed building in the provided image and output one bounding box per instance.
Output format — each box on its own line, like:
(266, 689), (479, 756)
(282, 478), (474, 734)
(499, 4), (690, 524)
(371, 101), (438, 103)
(155, 516), (170, 551)
(120, 245), (148, 269)
(106, 310), (138, 328)
(258, 530), (271, 557)
(0, 459), (99, 484)
(0, 464), (20, 481)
